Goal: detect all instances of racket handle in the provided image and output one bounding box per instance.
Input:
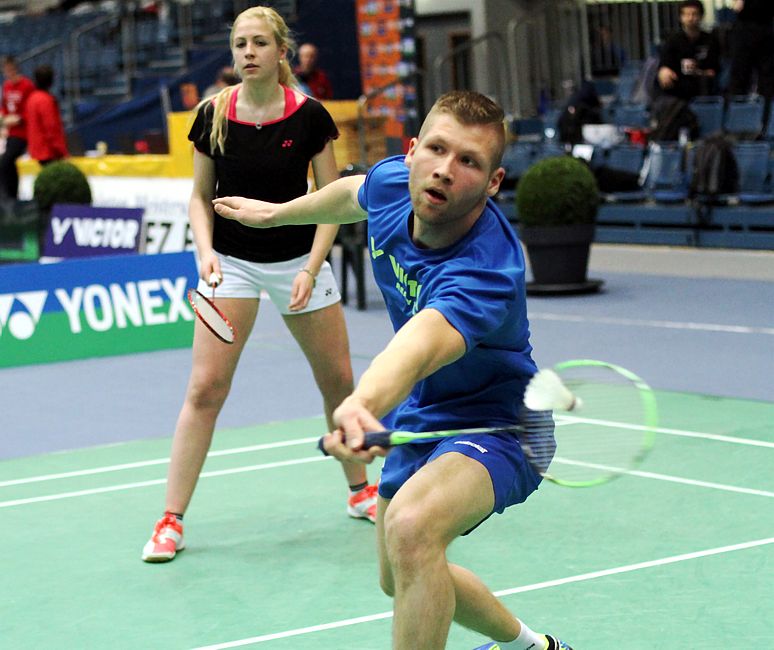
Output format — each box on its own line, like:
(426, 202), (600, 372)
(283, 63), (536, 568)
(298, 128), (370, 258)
(362, 431), (393, 449)
(316, 431), (394, 455)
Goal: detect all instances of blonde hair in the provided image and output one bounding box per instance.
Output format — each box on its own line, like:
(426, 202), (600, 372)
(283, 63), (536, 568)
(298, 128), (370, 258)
(201, 6), (299, 155)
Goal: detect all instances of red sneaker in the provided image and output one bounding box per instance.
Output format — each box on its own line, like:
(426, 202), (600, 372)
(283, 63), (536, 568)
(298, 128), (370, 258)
(141, 512), (185, 563)
(347, 484), (378, 523)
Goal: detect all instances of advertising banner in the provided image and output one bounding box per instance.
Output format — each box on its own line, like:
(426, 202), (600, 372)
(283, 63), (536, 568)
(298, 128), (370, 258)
(356, 0), (418, 146)
(42, 204), (145, 259)
(0, 252), (198, 368)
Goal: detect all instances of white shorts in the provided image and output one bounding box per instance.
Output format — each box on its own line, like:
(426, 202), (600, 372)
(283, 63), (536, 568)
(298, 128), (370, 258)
(198, 252), (341, 315)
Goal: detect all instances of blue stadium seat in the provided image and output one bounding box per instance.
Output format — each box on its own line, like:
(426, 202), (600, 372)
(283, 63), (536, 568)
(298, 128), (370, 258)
(689, 96), (724, 138)
(614, 69), (640, 104)
(510, 117), (544, 142)
(724, 95), (765, 137)
(643, 142), (690, 203)
(599, 143), (647, 202)
(535, 141), (567, 161)
(733, 142), (774, 204)
(765, 101), (774, 141)
(611, 103), (650, 129)
(501, 142), (538, 182)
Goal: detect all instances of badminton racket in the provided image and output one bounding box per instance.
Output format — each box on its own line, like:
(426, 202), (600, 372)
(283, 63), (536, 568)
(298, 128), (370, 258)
(321, 360), (657, 487)
(187, 272), (236, 344)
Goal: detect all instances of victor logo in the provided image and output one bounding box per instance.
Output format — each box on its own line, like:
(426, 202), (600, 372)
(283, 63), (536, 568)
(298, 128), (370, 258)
(50, 216), (140, 249)
(0, 291), (48, 340)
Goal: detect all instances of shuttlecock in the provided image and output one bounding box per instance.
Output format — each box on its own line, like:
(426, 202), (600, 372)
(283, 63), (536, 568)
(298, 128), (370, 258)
(524, 369), (582, 411)
(208, 272), (222, 288)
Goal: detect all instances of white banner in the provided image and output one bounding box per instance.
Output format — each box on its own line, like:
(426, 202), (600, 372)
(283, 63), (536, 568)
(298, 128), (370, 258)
(20, 175), (194, 255)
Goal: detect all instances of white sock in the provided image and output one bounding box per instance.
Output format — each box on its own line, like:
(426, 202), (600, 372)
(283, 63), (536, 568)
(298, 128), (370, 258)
(497, 620), (548, 650)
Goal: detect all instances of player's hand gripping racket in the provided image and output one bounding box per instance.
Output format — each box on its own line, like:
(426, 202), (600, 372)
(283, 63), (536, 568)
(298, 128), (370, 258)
(187, 272), (236, 344)
(323, 360), (657, 487)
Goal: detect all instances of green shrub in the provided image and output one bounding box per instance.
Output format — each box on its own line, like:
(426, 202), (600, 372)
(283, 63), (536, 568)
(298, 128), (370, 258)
(515, 155), (599, 227)
(33, 161), (92, 212)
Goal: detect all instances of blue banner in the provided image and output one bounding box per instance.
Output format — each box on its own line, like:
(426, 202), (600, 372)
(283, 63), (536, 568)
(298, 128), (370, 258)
(0, 252), (198, 367)
(42, 204), (145, 258)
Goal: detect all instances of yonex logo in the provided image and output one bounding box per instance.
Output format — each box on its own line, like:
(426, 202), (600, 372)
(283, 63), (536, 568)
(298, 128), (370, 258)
(453, 440), (488, 454)
(0, 291), (48, 340)
(0, 277), (193, 341)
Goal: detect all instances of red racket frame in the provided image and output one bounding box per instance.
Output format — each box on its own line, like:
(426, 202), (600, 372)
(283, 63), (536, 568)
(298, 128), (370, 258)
(187, 288), (236, 344)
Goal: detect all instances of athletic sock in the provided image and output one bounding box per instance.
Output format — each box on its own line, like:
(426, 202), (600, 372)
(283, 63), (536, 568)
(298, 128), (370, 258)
(165, 511), (184, 522)
(497, 620), (548, 650)
(349, 481), (368, 493)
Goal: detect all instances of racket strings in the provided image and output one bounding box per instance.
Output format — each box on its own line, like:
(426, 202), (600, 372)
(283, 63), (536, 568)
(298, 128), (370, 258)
(188, 290), (235, 343)
(548, 368), (653, 484)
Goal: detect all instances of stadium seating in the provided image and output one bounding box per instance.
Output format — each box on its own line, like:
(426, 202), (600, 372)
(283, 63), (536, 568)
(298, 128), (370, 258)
(724, 95), (765, 138)
(689, 96), (724, 138)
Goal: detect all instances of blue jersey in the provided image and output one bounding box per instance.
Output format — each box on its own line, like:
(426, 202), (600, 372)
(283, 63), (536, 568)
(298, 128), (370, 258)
(358, 156), (537, 433)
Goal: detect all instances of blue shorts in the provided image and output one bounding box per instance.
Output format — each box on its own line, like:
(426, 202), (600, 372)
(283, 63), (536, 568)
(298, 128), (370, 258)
(378, 431), (544, 520)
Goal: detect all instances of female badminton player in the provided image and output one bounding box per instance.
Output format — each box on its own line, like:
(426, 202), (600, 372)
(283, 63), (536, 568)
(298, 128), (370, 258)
(141, 6), (376, 563)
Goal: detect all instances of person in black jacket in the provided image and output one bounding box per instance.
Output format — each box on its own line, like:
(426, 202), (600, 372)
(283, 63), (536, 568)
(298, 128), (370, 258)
(657, 0), (720, 101)
(727, 0), (774, 106)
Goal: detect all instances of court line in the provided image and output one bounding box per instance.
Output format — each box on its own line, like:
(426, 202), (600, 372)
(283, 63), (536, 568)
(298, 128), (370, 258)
(190, 536), (774, 649)
(0, 437), (319, 488)
(557, 415), (774, 449)
(2, 450), (771, 509)
(553, 458), (774, 498)
(530, 311), (774, 336)
(3, 418), (770, 490)
(0, 456), (331, 509)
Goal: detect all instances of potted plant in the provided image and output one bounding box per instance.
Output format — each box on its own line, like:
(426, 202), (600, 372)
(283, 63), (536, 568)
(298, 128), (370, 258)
(515, 154), (603, 294)
(32, 160), (92, 253)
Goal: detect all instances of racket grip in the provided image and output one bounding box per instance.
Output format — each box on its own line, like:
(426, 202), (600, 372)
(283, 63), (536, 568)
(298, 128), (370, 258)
(363, 431), (393, 449)
(317, 436), (329, 456)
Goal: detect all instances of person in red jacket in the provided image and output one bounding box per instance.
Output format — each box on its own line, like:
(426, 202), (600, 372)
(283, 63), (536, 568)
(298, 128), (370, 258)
(1, 56), (35, 199)
(294, 43), (333, 99)
(25, 65), (68, 165)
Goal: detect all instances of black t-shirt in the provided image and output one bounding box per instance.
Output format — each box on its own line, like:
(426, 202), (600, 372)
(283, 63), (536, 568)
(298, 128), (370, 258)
(188, 85), (339, 262)
(659, 29), (720, 100)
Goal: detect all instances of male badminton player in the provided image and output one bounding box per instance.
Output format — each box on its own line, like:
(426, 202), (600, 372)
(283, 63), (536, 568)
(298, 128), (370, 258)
(213, 91), (573, 650)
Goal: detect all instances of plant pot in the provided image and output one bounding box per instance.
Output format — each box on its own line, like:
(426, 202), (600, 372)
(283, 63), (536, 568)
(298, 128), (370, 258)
(518, 223), (603, 295)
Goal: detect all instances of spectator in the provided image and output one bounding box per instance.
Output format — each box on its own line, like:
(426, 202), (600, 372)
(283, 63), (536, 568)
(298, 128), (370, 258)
(0, 56), (35, 201)
(591, 24), (627, 76)
(727, 0), (774, 108)
(202, 65), (239, 99)
(657, 0), (720, 101)
(557, 80), (603, 145)
(294, 43), (333, 99)
(25, 65), (69, 166)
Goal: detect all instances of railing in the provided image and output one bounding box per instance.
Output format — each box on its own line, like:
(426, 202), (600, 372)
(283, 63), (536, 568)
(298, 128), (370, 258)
(67, 13), (128, 108)
(432, 31), (515, 119)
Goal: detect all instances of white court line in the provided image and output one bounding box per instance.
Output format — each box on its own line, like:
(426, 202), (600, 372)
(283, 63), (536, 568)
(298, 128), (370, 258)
(3, 419), (770, 489)
(1, 451), (770, 509)
(530, 311), (774, 336)
(190, 536), (774, 649)
(552, 458), (774, 498)
(555, 415), (774, 449)
(0, 456), (330, 509)
(0, 437), (319, 488)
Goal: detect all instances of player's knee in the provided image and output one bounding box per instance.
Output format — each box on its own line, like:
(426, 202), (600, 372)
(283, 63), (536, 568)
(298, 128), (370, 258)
(383, 505), (436, 569)
(187, 374), (230, 411)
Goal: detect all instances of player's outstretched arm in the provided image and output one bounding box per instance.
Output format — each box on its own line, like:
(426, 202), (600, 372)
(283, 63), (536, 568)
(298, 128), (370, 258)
(212, 175), (367, 228)
(322, 308), (467, 460)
